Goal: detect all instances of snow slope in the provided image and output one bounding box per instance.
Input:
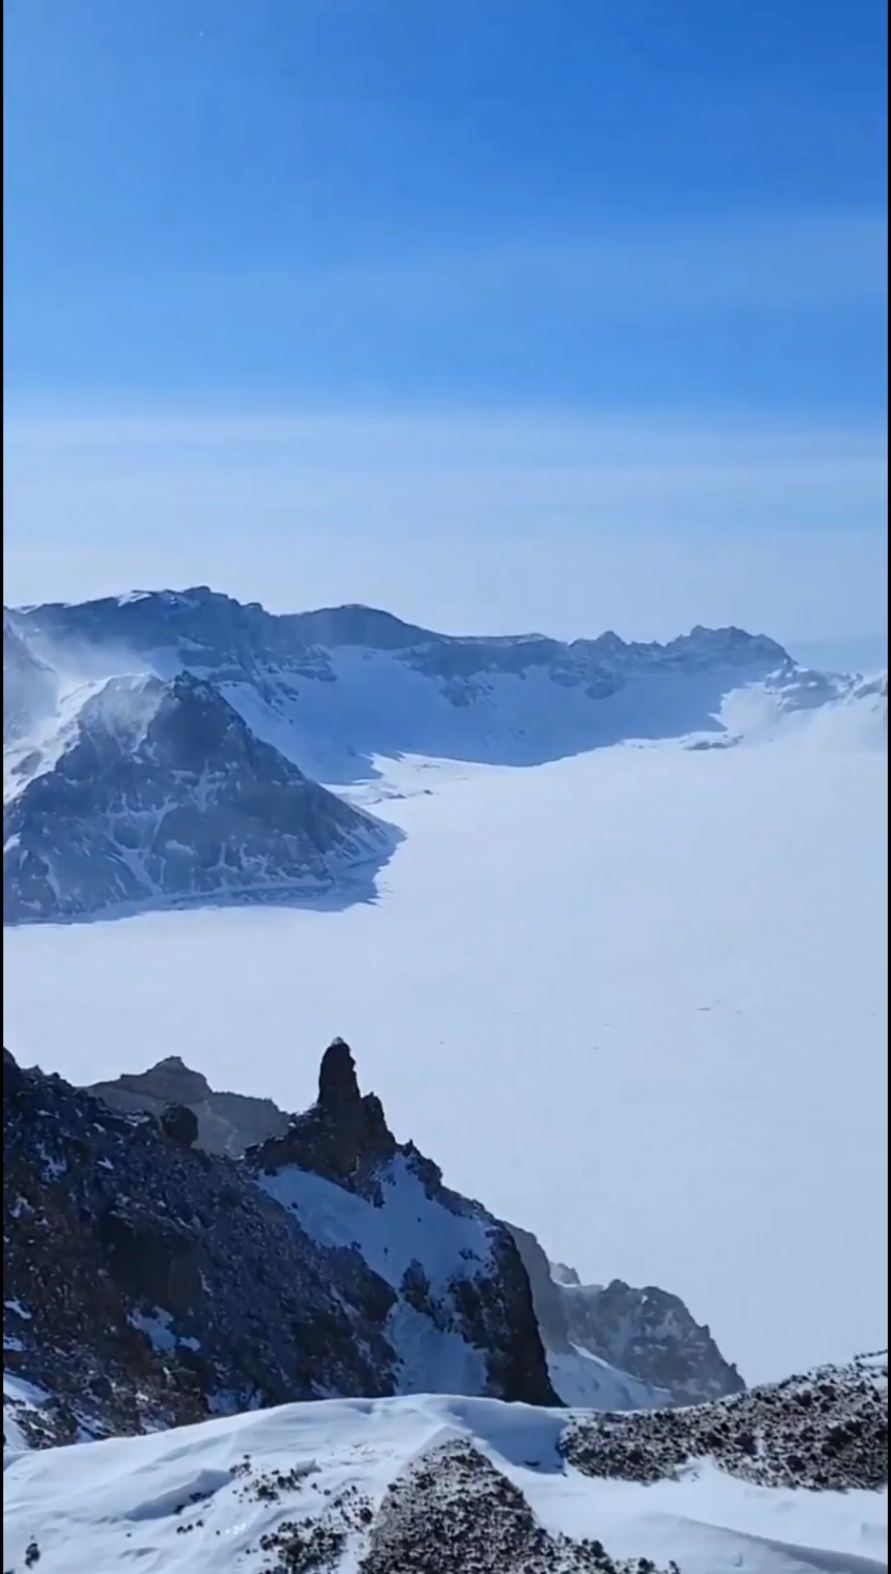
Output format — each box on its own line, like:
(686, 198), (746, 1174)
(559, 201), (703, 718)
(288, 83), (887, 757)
(5, 735), (885, 1385)
(4, 1386), (887, 1574)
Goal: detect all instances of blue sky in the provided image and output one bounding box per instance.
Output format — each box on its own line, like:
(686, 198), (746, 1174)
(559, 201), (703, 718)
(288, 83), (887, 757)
(3, 0), (888, 648)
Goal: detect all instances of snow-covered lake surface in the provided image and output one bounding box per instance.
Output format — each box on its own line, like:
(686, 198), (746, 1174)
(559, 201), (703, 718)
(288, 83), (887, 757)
(3, 736), (886, 1384)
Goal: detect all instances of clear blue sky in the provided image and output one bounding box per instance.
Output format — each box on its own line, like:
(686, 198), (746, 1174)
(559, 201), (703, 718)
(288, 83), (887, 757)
(3, 0), (888, 648)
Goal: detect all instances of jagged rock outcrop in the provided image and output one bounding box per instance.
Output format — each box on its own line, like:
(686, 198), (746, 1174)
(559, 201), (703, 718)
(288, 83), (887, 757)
(83, 1047), (743, 1413)
(251, 1038), (398, 1193)
(3, 1041), (556, 1448)
(250, 1040), (558, 1407)
(159, 1102), (199, 1149)
(509, 1223), (743, 1405)
(88, 1055), (290, 1158)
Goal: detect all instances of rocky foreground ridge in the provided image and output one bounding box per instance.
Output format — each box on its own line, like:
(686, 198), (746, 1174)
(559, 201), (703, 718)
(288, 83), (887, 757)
(4, 1363), (886, 1574)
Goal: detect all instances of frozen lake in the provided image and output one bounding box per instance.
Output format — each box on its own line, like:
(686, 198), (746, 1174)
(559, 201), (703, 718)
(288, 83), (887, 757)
(4, 736), (886, 1384)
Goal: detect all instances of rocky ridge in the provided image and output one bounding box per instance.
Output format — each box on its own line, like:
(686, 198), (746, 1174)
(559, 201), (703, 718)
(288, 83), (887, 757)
(3, 1039), (555, 1449)
(563, 1353), (888, 1491)
(80, 1049), (744, 1409)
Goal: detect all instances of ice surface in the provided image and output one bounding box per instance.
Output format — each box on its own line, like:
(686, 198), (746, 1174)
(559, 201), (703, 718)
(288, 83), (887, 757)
(3, 735), (886, 1383)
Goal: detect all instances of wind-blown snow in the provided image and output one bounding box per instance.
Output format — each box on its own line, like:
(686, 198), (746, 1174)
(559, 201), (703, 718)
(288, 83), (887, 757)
(3, 734), (886, 1384)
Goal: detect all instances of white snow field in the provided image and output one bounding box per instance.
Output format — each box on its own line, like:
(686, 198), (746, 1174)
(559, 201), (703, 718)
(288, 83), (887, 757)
(3, 730), (887, 1385)
(3, 1392), (887, 1574)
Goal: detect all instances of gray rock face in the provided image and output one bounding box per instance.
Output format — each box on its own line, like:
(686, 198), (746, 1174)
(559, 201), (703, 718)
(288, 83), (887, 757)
(14, 589), (792, 691)
(88, 1055), (290, 1158)
(3, 671), (400, 923)
(509, 1224), (744, 1405)
(4, 1041), (556, 1447)
(159, 1103), (199, 1149)
(558, 1274), (745, 1404)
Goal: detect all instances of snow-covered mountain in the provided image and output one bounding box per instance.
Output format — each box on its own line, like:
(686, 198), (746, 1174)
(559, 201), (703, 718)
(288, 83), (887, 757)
(3, 588), (824, 789)
(3, 669), (400, 923)
(5, 1360), (886, 1574)
(4, 587), (883, 923)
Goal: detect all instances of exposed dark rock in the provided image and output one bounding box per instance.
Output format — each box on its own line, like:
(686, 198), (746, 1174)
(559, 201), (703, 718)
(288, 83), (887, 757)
(160, 1103), (199, 1150)
(4, 1040), (558, 1445)
(559, 1276), (745, 1403)
(318, 1037), (362, 1108)
(3, 1053), (400, 1445)
(249, 1042), (557, 1408)
(508, 1222), (576, 1355)
(562, 1356), (888, 1490)
(359, 1440), (678, 1574)
(253, 1039), (398, 1195)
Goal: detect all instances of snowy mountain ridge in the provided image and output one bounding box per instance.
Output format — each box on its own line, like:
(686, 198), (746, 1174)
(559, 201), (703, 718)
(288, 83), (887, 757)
(4, 588), (884, 923)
